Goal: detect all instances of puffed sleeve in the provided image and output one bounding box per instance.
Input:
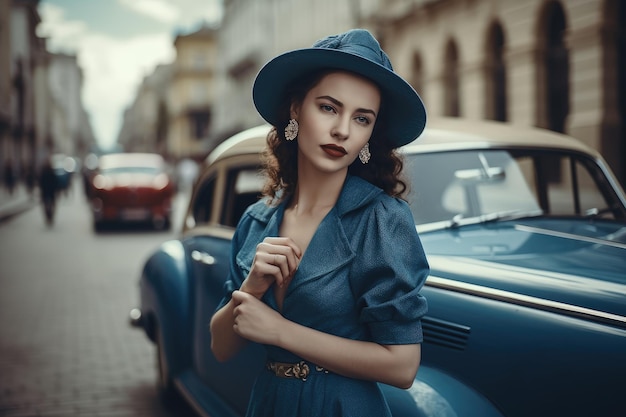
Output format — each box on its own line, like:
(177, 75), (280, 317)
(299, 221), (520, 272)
(350, 197), (429, 345)
(214, 210), (254, 311)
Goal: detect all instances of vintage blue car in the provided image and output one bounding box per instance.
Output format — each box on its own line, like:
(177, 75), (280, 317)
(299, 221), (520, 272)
(130, 118), (626, 417)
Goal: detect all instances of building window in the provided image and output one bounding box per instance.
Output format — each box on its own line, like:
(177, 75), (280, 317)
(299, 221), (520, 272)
(485, 21), (507, 122)
(189, 110), (210, 140)
(537, 1), (569, 133)
(193, 51), (208, 70)
(411, 52), (424, 97)
(444, 39), (460, 117)
(613, 0), (626, 184)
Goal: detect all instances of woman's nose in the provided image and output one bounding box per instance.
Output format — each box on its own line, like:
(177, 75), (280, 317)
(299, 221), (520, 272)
(331, 116), (350, 140)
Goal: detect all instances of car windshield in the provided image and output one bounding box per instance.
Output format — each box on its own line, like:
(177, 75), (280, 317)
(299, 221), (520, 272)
(100, 166), (162, 175)
(404, 149), (621, 230)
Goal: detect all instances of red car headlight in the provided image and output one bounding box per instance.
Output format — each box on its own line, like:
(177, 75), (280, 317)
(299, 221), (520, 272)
(152, 173), (170, 190)
(92, 174), (112, 190)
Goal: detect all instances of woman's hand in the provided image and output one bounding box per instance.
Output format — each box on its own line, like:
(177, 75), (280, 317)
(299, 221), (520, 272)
(240, 237), (301, 299)
(232, 290), (285, 345)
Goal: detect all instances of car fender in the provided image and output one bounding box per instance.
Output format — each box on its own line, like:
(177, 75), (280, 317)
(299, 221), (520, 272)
(140, 239), (192, 378)
(381, 365), (504, 417)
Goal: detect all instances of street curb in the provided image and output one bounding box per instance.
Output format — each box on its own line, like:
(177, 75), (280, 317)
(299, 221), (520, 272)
(0, 201), (36, 225)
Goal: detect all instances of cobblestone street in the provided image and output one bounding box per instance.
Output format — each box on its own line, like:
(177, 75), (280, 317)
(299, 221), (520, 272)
(0, 186), (196, 416)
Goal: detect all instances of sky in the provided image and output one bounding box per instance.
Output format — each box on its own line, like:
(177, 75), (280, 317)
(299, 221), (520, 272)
(37, 0), (223, 151)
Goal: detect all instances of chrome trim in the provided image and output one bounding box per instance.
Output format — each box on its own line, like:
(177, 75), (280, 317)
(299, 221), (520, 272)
(191, 250), (216, 265)
(183, 225), (235, 240)
(515, 224), (626, 250)
(425, 276), (626, 328)
(594, 157), (626, 209)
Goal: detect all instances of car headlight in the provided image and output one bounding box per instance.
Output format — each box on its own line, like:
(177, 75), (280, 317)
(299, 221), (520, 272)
(152, 173), (170, 190)
(92, 174), (112, 190)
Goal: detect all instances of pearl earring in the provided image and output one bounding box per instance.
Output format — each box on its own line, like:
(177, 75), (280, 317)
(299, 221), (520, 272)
(359, 142), (371, 164)
(285, 119), (298, 141)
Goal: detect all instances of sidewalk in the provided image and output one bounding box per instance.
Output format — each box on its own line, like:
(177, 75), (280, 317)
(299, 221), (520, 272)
(0, 183), (37, 224)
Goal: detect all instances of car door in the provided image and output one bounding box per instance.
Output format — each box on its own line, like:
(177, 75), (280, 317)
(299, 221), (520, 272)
(186, 158), (266, 414)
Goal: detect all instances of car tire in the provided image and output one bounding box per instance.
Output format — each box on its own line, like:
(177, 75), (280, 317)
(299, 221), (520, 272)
(155, 326), (179, 406)
(153, 216), (171, 231)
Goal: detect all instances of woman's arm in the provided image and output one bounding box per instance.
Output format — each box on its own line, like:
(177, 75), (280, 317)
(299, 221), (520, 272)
(210, 237), (302, 362)
(210, 297), (250, 362)
(231, 290), (421, 389)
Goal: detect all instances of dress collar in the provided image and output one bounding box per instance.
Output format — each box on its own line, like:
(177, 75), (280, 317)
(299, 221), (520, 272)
(240, 175), (385, 298)
(247, 175), (383, 223)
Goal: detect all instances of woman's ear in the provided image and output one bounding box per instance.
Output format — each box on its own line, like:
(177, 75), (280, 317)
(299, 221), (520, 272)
(289, 102), (299, 120)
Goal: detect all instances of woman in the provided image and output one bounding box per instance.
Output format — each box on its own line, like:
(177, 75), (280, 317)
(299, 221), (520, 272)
(210, 29), (429, 416)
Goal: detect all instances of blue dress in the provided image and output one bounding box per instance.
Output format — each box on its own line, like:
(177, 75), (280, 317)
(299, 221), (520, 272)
(218, 175), (429, 417)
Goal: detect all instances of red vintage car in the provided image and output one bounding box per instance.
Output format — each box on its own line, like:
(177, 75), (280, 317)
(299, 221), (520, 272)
(90, 152), (174, 231)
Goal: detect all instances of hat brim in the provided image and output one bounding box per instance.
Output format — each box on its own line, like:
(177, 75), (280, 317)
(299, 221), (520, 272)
(253, 48), (426, 148)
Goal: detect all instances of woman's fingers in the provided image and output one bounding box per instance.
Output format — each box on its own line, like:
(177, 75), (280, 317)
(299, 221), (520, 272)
(242, 237), (302, 296)
(256, 252), (290, 286)
(257, 238), (302, 279)
(263, 237), (303, 259)
(231, 290), (282, 344)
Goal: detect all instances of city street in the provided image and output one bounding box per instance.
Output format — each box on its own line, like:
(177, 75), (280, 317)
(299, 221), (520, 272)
(0, 185), (197, 417)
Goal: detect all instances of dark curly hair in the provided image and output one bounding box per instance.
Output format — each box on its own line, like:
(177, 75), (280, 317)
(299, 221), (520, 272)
(261, 69), (408, 204)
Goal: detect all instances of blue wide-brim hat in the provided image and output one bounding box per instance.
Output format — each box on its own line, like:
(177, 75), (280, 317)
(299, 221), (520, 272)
(253, 29), (427, 148)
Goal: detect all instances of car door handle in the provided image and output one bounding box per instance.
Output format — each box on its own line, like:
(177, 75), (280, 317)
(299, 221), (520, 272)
(191, 250), (216, 265)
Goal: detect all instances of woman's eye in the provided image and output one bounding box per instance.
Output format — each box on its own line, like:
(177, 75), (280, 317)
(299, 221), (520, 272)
(320, 104), (335, 113)
(355, 116), (371, 125)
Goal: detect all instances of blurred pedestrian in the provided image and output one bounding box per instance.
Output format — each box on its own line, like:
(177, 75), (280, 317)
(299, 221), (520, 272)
(39, 157), (58, 226)
(3, 160), (16, 195)
(210, 29), (429, 416)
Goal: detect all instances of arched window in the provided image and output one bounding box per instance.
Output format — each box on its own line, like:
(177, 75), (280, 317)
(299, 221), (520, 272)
(537, 1), (569, 133)
(444, 39), (460, 117)
(615, 0), (626, 183)
(601, 0), (626, 185)
(485, 21), (507, 122)
(411, 52), (424, 98)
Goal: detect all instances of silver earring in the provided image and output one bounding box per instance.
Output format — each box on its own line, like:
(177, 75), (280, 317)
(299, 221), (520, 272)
(285, 119), (298, 141)
(359, 142), (371, 164)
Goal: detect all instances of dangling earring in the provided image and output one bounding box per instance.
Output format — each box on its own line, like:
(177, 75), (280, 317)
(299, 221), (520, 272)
(284, 119), (298, 141)
(359, 142), (371, 164)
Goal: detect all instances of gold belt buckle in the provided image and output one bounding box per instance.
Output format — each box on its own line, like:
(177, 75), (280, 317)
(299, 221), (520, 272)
(267, 360), (311, 381)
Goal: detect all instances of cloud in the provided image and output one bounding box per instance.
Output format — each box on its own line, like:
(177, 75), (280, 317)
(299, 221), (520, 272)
(37, 3), (88, 52)
(178, 0), (223, 27)
(78, 33), (175, 150)
(38, 0), (223, 150)
(39, 2), (175, 149)
(118, 0), (181, 24)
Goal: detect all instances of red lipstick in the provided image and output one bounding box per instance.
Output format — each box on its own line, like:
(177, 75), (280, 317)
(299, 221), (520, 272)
(321, 144), (347, 158)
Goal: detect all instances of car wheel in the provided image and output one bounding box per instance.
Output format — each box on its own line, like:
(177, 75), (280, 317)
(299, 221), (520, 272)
(155, 327), (179, 405)
(153, 216), (170, 231)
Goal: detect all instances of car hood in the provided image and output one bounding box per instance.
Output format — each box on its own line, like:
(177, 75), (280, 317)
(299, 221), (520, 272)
(420, 218), (626, 318)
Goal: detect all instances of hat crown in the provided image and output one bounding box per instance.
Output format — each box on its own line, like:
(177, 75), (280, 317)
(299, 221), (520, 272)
(312, 29), (394, 72)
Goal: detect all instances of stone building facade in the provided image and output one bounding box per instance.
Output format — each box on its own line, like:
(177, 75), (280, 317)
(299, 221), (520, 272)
(1, 0), (94, 192)
(211, 0), (376, 142)
(45, 53), (95, 158)
(2, 0), (45, 189)
(117, 63), (173, 156)
(116, 24), (220, 161)
(166, 24), (219, 159)
(367, 0), (625, 185)
(0, 0), (10, 165)
(210, 0), (624, 186)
